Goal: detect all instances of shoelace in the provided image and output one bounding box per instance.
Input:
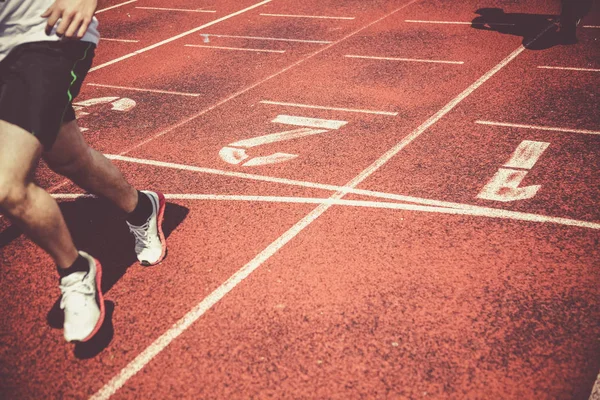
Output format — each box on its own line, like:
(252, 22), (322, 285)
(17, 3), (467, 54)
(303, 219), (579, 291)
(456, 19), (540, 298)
(128, 220), (152, 251)
(60, 280), (93, 309)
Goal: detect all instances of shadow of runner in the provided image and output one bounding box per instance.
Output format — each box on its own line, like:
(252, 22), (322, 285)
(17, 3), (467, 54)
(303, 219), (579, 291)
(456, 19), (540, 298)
(471, 8), (558, 50)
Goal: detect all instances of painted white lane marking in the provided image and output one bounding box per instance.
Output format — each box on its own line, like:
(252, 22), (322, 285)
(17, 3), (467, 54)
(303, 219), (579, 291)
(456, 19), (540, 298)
(504, 140), (550, 170)
(95, 0), (136, 14)
(136, 7), (216, 13)
(103, 154), (547, 212)
(201, 34), (332, 44)
(101, 38), (140, 43)
(272, 115), (348, 129)
(51, 193), (600, 230)
(184, 44), (285, 53)
(405, 19), (515, 26)
(260, 13), (355, 20)
(476, 120), (600, 136)
(74, 97), (136, 112)
(89, 0), (273, 72)
(92, 6), (544, 398)
(231, 127), (329, 148)
(583, 25), (600, 28)
(87, 83), (201, 97)
(260, 100), (398, 116)
(538, 65), (600, 72)
(221, 127), (329, 166)
(345, 54), (464, 65)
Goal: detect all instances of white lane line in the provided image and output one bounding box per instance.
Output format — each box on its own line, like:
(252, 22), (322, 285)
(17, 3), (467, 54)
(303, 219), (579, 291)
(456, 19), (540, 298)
(101, 38), (140, 43)
(86, 83), (201, 97)
(260, 100), (398, 116)
(476, 120), (600, 136)
(538, 65), (600, 72)
(201, 34), (332, 44)
(260, 13), (355, 20)
(345, 54), (464, 65)
(583, 25), (600, 28)
(136, 7), (216, 13)
(89, 0), (273, 72)
(405, 19), (515, 26)
(51, 193), (600, 230)
(95, 0), (136, 14)
(184, 44), (285, 53)
(272, 114), (347, 129)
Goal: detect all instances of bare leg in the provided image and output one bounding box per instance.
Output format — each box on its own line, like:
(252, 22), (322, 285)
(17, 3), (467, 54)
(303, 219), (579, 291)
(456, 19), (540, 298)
(0, 120), (78, 268)
(43, 120), (138, 214)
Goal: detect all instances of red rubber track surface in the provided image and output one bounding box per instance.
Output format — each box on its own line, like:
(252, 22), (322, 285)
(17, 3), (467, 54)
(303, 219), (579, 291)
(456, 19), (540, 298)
(1, 0), (599, 399)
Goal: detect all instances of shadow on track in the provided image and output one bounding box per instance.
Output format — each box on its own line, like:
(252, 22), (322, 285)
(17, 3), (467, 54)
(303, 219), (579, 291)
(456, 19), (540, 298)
(472, 2), (594, 50)
(471, 8), (558, 50)
(0, 197), (189, 357)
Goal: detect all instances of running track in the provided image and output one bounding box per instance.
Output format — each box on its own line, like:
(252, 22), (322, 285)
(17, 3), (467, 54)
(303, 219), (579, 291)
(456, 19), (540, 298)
(1, 0), (599, 398)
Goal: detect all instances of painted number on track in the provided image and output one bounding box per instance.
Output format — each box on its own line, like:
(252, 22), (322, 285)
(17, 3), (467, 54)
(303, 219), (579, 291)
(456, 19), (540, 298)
(220, 114), (348, 167)
(477, 140), (549, 202)
(73, 96), (137, 131)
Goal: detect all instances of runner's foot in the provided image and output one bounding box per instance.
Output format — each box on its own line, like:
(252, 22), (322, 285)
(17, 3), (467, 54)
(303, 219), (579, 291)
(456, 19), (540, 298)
(127, 191), (167, 266)
(60, 251), (105, 342)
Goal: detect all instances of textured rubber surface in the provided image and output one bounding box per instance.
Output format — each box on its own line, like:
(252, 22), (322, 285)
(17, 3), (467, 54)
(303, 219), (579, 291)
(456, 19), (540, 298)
(1, 0), (598, 399)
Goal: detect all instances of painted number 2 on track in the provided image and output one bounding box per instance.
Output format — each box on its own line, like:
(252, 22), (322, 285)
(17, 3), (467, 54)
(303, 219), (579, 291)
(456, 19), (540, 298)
(219, 115), (348, 167)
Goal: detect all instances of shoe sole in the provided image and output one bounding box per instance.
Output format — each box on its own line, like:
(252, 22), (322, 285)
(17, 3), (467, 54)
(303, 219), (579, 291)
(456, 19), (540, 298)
(79, 257), (105, 342)
(142, 191), (167, 266)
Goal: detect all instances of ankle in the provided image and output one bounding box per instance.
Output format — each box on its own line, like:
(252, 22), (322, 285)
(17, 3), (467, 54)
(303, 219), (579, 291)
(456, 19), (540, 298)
(126, 191), (153, 226)
(57, 253), (89, 278)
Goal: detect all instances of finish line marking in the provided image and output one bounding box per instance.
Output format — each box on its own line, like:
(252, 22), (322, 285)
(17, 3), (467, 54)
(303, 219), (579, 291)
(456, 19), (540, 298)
(345, 54), (464, 64)
(90, 5), (553, 399)
(184, 44), (285, 53)
(260, 100), (398, 116)
(476, 120), (600, 136)
(86, 83), (202, 97)
(96, 0), (136, 14)
(260, 13), (355, 20)
(90, 0), (273, 72)
(52, 192), (600, 230)
(538, 65), (600, 72)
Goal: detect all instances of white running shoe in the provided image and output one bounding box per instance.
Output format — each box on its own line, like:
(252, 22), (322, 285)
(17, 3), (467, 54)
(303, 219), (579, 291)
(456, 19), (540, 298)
(60, 251), (105, 342)
(127, 190), (167, 266)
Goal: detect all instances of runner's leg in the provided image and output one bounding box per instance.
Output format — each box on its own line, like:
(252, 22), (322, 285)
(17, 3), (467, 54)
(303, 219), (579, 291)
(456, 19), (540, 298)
(0, 120), (79, 268)
(43, 119), (138, 214)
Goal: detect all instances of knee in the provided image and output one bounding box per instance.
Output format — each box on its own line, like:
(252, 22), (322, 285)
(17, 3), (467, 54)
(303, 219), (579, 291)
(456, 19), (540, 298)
(45, 147), (91, 177)
(0, 180), (31, 217)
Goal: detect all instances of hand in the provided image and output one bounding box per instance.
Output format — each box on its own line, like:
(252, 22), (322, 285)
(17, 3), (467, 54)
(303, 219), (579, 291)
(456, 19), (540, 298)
(42, 0), (98, 39)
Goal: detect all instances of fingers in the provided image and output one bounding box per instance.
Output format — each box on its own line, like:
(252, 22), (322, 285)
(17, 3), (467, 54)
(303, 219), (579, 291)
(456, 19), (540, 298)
(64, 15), (84, 39)
(44, 7), (63, 35)
(76, 18), (92, 39)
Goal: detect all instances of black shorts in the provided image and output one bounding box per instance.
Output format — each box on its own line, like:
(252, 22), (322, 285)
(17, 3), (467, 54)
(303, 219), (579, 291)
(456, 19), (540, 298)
(0, 41), (95, 150)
